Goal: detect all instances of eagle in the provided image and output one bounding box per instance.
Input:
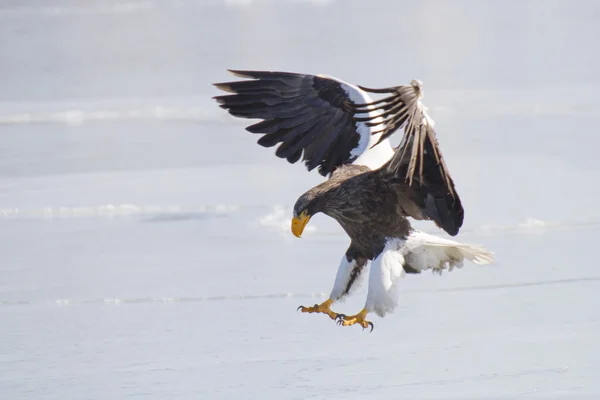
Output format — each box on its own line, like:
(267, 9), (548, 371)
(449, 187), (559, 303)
(213, 70), (494, 331)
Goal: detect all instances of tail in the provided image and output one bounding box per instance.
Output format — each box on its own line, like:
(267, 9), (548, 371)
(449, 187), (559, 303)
(403, 230), (495, 275)
(450, 242), (495, 266)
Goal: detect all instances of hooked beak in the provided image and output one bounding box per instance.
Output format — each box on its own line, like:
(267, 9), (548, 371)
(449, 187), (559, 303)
(291, 211), (311, 238)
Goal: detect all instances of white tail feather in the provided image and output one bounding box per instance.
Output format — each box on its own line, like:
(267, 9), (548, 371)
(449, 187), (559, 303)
(451, 243), (495, 266)
(403, 231), (494, 274)
(365, 231), (494, 317)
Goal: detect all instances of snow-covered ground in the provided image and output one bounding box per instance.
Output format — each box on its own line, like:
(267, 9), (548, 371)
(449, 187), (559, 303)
(1, 1), (599, 398)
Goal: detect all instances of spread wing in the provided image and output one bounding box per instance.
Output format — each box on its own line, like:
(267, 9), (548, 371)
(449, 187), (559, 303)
(359, 83), (464, 236)
(386, 130), (464, 236)
(213, 70), (396, 177)
(355, 82), (457, 197)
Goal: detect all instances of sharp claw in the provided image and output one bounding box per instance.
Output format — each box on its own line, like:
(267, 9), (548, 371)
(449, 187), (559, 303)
(367, 322), (374, 332)
(297, 306), (303, 312)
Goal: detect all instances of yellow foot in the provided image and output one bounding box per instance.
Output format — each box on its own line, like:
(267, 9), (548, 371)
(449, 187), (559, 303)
(297, 298), (337, 320)
(335, 309), (374, 332)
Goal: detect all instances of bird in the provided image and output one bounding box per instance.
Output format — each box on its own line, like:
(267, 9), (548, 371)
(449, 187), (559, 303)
(213, 69), (494, 331)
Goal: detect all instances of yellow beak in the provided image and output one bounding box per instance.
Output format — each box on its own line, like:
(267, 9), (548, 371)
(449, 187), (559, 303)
(291, 212), (311, 238)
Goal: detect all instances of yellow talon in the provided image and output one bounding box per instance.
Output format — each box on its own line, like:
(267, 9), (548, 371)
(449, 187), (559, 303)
(335, 308), (374, 332)
(297, 298), (337, 320)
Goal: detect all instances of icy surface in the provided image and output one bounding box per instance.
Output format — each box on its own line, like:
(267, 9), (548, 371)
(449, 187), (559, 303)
(1, 0), (599, 399)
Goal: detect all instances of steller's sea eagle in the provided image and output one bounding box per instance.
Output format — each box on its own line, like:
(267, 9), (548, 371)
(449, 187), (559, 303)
(213, 70), (494, 331)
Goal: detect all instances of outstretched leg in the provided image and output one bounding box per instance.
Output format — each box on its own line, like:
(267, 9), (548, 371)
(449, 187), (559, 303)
(297, 245), (368, 320)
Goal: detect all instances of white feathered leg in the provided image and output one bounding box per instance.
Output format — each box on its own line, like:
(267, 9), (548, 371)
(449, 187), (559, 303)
(329, 253), (369, 301)
(365, 238), (408, 318)
(298, 249), (368, 320)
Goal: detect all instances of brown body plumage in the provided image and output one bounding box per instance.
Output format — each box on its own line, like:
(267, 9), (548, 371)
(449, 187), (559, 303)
(213, 69), (493, 331)
(294, 164), (413, 259)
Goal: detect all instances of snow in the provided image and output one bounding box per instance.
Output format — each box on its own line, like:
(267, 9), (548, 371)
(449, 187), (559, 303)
(1, 0), (600, 399)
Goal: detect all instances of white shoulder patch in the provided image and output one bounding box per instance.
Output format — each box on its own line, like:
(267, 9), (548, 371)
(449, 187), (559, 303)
(318, 74), (394, 169)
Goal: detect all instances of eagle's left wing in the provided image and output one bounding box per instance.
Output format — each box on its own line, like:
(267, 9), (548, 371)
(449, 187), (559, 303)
(354, 81), (457, 199)
(362, 82), (463, 236)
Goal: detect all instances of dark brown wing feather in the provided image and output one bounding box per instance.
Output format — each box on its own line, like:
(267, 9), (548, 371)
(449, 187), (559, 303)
(351, 83), (423, 146)
(382, 123), (464, 236)
(214, 70), (370, 177)
(351, 82), (463, 236)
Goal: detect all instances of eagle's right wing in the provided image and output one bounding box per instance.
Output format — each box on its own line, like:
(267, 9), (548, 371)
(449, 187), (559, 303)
(213, 70), (397, 177)
(361, 83), (463, 236)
